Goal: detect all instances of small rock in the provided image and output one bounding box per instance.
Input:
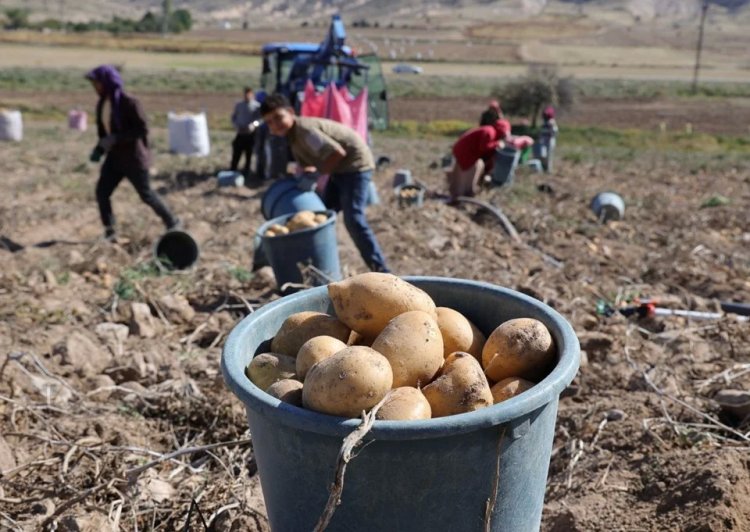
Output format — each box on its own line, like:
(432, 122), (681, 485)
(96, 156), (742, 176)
(95, 322), (129, 354)
(55, 515), (81, 531)
(579, 350), (589, 368)
(43, 269), (58, 287)
(130, 302), (158, 338)
(84, 374), (117, 399)
(0, 435), (17, 473)
(577, 331), (613, 361)
(54, 331), (110, 377)
(158, 294), (195, 323)
(68, 249), (85, 265)
(606, 408), (627, 421)
(579, 313), (599, 330)
(253, 266), (276, 287)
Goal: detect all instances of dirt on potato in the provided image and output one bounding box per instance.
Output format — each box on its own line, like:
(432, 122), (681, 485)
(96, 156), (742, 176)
(1, 113), (749, 531)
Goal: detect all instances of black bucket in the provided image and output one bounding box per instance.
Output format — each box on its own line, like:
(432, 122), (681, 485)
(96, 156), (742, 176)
(154, 230), (199, 270)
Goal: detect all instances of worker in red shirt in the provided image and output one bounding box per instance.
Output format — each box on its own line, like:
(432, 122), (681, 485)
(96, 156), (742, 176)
(446, 119), (510, 201)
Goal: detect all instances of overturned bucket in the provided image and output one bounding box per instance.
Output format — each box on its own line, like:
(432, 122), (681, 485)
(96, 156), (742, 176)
(258, 210), (341, 287)
(261, 178), (326, 220)
(217, 170), (244, 187)
(590, 192), (625, 223)
(221, 277), (580, 532)
(154, 230), (199, 270)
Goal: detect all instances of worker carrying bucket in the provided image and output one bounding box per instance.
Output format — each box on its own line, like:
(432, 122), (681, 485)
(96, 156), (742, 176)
(259, 94), (389, 273)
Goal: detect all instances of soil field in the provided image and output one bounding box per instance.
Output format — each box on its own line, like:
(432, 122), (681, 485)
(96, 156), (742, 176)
(1, 114), (749, 530)
(4, 88), (749, 137)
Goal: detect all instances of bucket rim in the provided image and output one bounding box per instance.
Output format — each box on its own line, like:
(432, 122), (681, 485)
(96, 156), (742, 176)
(153, 229), (200, 271)
(221, 276), (580, 441)
(258, 210), (337, 241)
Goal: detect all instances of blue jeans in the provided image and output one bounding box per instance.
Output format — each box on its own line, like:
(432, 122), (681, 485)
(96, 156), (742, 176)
(324, 170), (389, 272)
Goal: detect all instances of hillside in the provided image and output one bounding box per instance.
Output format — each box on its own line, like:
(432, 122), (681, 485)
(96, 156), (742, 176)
(3, 0), (749, 25)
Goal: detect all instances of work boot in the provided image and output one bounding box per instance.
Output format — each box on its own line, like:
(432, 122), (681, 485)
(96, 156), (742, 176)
(104, 226), (117, 242)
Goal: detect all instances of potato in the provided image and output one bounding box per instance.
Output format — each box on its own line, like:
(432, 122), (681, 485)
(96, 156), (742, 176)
(313, 213), (328, 224)
(296, 335), (348, 381)
(266, 379), (304, 406)
(371, 310), (444, 387)
(376, 387), (432, 420)
(287, 218), (318, 232)
(436, 307), (486, 360)
(245, 353), (297, 390)
(347, 330), (374, 346)
(482, 318), (556, 382)
(289, 210), (315, 223)
(302, 346), (393, 418)
(328, 272), (437, 338)
(274, 225), (290, 235)
(264, 228), (277, 237)
(271, 311), (350, 357)
(422, 352), (493, 418)
(491, 377), (535, 404)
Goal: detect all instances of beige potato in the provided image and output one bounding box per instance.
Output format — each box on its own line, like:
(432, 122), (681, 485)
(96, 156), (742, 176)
(286, 218), (318, 232)
(313, 213), (328, 224)
(302, 346), (393, 418)
(266, 379), (304, 406)
(288, 210), (316, 223)
(422, 352), (493, 418)
(371, 310), (444, 387)
(271, 311), (350, 357)
(482, 318), (556, 382)
(491, 377), (535, 404)
(347, 330), (374, 346)
(328, 272), (437, 338)
(296, 335), (348, 381)
(376, 387), (432, 420)
(264, 228), (277, 237)
(245, 353), (297, 390)
(436, 307), (486, 360)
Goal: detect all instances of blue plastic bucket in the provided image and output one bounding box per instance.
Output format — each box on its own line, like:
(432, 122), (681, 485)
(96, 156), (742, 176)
(258, 210), (341, 287)
(590, 192), (625, 222)
(222, 277), (580, 531)
(217, 170), (244, 187)
(260, 179), (326, 221)
(491, 146), (521, 186)
(154, 230), (199, 270)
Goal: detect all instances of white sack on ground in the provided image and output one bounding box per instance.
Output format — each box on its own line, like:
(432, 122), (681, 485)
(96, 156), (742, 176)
(167, 112), (210, 156)
(0, 110), (23, 142)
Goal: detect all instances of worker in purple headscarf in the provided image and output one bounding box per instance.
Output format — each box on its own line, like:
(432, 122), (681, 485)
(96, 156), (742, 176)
(86, 65), (179, 241)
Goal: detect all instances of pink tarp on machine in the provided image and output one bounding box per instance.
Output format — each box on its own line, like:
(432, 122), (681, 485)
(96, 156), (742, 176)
(300, 80), (370, 191)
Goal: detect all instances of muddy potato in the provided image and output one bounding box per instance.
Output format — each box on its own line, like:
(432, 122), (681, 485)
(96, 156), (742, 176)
(328, 272), (437, 338)
(422, 352), (493, 418)
(436, 307), (486, 360)
(347, 330), (374, 347)
(376, 387), (432, 420)
(266, 379), (304, 406)
(271, 311), (350, 357)
(302, 346), (393, 418)
(491, 377), (535, 404)
(371, 310), (444, 387)
(296, 335), (348, 381)
(482, 318), (556, 382)
(245, 353), (297, 390)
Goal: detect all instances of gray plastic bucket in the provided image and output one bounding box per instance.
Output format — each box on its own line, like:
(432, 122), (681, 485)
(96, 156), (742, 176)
(392, 168), (413, 188)
(590, 192), (625, 222)
(221, 277), (580, 532)
(154, 230), (199, 270)
(261, 178), (326, 221)
(491, 146), (521, 186)
(258, 210), (341, 287)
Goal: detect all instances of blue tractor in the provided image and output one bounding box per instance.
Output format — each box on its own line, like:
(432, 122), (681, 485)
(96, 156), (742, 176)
(259, 14), (389, 130)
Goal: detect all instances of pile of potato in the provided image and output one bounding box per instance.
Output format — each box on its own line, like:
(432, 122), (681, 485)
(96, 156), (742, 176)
(398, 187), (422, 199)
(264, 210), (329, 238)
(245, 273), (556, 420)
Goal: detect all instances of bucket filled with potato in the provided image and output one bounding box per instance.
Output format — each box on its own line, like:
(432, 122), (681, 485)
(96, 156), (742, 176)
(257, 209), (341, 287)
(222, 273), (579, 532)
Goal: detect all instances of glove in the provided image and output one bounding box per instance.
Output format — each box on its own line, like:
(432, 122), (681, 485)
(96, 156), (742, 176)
(296, 171), (319, 191)
(98, 134), (117, 151)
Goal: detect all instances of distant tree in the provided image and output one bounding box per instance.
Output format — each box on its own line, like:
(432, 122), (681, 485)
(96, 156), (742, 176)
(136, 11), (160, 33)
(5, 8), (31, 29)
(497, 65), (575, 127)
(169, 8), (192, 33)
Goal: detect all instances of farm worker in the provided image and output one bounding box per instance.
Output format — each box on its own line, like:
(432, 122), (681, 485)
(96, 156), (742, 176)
(260, 93), (390, 273)
(479, 100), (502, 126)
(231, 86), (262, 177)
(542, 105), (559, 134)
(85, 65), (180, 242)
(446, 119), (510, 201)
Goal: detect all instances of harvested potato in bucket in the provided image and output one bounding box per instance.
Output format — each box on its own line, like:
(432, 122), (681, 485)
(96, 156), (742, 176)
(264, 210), (330, 237)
